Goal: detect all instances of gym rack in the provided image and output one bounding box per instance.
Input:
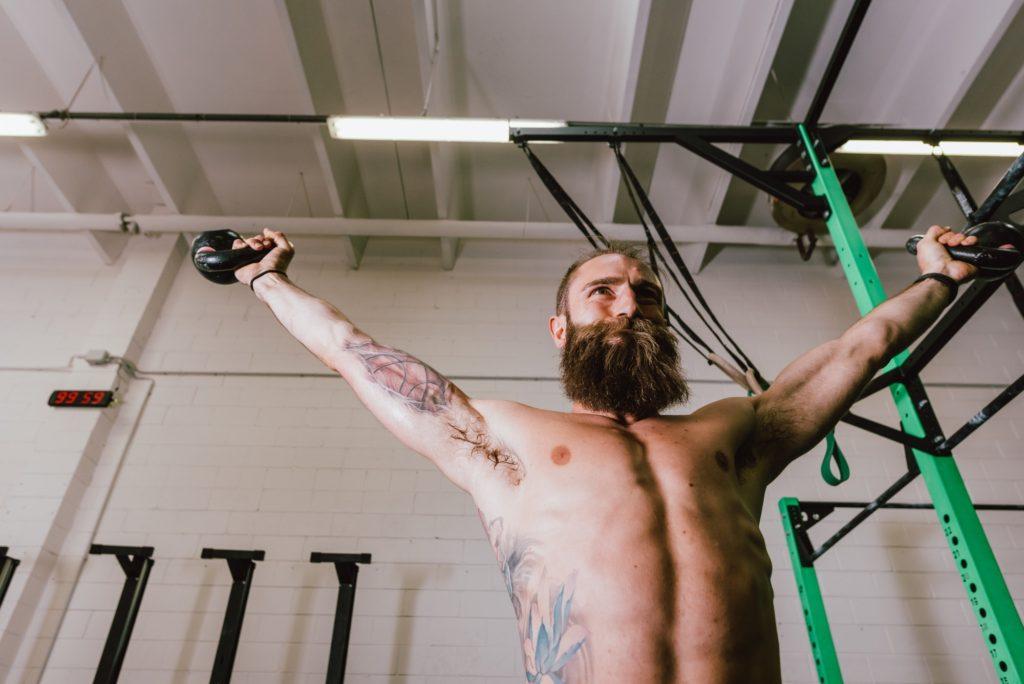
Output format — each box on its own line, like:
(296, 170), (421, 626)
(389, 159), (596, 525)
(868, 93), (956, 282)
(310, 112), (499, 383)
(512, 0), (1024, 680)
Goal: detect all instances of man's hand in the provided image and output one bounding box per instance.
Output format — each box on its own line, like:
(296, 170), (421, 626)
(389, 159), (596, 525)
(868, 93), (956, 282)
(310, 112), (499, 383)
(232, 228), (295, 286)
(915, 224), (980, 283)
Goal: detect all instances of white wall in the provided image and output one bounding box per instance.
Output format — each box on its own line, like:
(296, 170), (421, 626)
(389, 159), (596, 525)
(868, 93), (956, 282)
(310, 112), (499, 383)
(1, 234), (1021, 683)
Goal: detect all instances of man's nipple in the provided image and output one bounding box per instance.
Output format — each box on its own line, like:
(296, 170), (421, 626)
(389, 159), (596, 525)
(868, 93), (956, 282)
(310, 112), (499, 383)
(551, 445), (572, 466)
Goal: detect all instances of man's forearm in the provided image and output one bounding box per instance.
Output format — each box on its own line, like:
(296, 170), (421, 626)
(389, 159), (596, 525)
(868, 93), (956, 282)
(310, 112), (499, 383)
(842, 276), (954, 364)
(251, 272), (366, 369)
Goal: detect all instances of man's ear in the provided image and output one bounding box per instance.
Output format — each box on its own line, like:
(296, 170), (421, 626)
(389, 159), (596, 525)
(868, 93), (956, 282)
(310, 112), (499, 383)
(549, 313), (568, 349)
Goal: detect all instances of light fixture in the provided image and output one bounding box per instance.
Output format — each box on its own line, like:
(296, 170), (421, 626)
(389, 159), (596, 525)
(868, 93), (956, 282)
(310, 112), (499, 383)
(935, 141), (1024, 157)
(0, 112), (47, 137)
(327, 116), (565, 143)
(837, 139), (1023, 157)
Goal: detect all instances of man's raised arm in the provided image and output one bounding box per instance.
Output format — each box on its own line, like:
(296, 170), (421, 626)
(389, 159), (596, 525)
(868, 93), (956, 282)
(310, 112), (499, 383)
(746, 225), (985, 482)
(235, 229), (518, 492)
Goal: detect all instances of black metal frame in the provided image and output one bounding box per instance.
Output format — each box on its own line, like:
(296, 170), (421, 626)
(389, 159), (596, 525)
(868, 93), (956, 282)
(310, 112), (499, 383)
(0, 547), (20, 612)
(510, 0), (1024, 586)
(784, 498), (1024, 568)
(310, 552), (373, 683)
(89, 544), (155, 684)
(202, 548), (265, 684)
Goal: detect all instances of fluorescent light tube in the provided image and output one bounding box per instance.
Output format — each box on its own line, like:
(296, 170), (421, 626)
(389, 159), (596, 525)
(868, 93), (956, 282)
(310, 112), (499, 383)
(838, 138), (1023, 157)
(936, 141), (1024, 157)
(836, 139), (936, 155)
(327, 116), (565, 143)
(0, 113), (46, 137)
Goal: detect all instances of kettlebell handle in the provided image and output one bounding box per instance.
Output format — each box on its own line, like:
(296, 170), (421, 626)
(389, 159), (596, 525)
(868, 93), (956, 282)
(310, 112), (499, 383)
(905, 221), (1022, 280)
(191, 229), (273, 285)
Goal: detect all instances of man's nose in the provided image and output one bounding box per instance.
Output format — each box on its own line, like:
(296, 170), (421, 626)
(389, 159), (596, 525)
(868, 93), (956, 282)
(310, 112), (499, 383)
(613, 291), (639, 318)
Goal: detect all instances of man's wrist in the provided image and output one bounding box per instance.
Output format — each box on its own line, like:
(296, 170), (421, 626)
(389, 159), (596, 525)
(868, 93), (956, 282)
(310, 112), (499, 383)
(913, 272), (958, 304)
(251, 271), (290, 299)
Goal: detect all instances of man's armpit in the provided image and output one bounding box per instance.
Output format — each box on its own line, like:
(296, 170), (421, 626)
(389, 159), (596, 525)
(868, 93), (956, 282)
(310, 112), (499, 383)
(448, 413), (522, 478)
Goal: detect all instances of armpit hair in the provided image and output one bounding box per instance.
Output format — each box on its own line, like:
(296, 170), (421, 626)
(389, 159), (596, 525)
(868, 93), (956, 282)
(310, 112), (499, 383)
(447, 416), (522, 477)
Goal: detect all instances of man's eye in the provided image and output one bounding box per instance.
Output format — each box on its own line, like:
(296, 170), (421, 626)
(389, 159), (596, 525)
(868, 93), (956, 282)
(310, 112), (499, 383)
(591, 287), (611, 296)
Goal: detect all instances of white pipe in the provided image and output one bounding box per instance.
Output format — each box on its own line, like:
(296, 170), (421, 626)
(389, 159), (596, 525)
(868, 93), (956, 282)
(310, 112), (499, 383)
(0, 211), (911, 247)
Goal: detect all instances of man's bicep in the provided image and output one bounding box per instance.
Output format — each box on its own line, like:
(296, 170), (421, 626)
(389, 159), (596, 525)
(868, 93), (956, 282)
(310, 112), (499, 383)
(333, 338), (518, 491)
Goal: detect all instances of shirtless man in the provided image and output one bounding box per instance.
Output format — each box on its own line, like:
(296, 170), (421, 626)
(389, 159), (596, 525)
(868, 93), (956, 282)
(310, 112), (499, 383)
(230, 225), (981, 683)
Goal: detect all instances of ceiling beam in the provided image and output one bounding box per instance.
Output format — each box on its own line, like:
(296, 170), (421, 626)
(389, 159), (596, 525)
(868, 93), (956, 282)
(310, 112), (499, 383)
(601, 0), (693, 224)
(17, 142), (123, 215)
(882, 0), (1024, 229)
(646, 0), (795, 225)
(277, 0), (373, 270)
(277, 0), (368, 219)
(859, 0), (1023, 231)
(18, 142), (130, 264)
(4, 0), (221, 215)
(0, 211), (915, 249)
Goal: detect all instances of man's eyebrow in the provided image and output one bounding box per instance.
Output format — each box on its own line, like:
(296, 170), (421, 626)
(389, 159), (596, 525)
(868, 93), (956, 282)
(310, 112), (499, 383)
(581, 276), (623, 289)
(582, 276), (662, 293)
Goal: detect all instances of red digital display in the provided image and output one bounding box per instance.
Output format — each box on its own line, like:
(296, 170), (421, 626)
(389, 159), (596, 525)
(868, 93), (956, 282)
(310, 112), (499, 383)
(48, 390), (115, 408)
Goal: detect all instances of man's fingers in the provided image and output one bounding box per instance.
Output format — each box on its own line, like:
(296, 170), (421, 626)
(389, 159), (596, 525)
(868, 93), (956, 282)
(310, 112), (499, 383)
(961, 235), (978, 246)
(232, 238), (245, 249)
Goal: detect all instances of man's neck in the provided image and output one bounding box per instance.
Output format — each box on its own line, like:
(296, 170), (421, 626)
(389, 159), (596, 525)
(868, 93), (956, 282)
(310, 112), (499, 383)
(570, 402), (649, 426)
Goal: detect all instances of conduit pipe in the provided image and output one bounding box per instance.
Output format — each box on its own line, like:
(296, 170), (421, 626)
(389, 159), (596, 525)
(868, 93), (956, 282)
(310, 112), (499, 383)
(0, 212), (911, 248)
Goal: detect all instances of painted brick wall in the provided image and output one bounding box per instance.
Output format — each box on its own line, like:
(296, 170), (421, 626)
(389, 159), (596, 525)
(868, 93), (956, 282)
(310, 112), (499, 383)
(3, 235), (1021, 683)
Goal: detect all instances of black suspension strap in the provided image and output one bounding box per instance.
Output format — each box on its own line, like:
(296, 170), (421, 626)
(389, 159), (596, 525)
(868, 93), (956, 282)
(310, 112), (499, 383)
(520, 143), (608, 249)
(519, 143), (717, 362)
(612, 145), (767, 386)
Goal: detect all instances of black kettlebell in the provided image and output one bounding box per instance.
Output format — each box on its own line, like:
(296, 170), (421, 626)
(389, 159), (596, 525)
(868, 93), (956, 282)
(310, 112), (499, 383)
(191, 230), (272, 285)
(905, 220), (1023, 280)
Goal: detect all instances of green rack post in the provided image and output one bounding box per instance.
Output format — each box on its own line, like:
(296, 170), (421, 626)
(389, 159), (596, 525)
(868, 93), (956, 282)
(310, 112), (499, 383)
(779, 124), (1024, 683)
(779, 497), (844, 683)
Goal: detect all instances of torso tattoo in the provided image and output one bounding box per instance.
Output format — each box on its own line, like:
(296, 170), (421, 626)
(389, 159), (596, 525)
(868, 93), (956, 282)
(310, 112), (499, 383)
(482, 514), (590, 682)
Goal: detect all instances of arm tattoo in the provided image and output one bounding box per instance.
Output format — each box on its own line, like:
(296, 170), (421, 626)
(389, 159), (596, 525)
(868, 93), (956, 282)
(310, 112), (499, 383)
(345, 341), (450, 413)
(346, 340), (522, 475)
(483, 515), (590, 682)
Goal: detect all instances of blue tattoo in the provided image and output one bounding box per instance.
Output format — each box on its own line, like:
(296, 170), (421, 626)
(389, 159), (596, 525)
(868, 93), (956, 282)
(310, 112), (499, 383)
(484, 516), (589, 682)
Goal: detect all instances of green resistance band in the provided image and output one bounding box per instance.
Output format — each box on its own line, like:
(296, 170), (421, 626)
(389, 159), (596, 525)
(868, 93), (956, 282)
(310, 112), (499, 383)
(820, 431), (850, 485)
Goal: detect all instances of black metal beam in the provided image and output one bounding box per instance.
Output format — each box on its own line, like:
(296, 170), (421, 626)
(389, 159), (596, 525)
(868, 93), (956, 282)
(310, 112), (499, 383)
(0, 547), (20, 612)
(811, 468), (919, 562)
(40, 110), (326, 124)
(970, 150), (1024, 224)
(90, 545), (155, 684)
(839, 411), (942, 453)
(310, 552), (373, 684)
(672, 134), (827, 213)
(808, 501), (1024, 511)
(805, 0), (873, 127)
(202, 548), (265, 684)
(34, 112), (1024, 146)
(1005, 274), (1024, 319)
(939, 373), (1024, 453)
(900, 278), (1005, 377)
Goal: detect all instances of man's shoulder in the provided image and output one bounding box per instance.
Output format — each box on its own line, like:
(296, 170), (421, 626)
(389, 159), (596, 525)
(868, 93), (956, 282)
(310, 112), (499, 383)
(689, 396), (756, 421)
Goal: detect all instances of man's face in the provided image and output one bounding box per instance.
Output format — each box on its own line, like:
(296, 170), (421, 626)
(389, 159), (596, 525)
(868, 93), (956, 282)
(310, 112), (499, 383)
(549, 254), (689, 418)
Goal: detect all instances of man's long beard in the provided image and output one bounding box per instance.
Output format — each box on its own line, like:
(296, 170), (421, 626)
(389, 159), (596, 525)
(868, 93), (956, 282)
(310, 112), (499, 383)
(560, 316), (689, 419)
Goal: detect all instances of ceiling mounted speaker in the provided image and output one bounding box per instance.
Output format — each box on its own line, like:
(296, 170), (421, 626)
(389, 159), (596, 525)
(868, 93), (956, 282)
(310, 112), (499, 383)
(769, 147), (886, 238)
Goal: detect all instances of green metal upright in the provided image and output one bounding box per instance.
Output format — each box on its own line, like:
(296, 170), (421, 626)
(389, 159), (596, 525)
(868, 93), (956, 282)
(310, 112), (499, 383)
(779, 497), (844, 683)
(780, 124), (1024, 683)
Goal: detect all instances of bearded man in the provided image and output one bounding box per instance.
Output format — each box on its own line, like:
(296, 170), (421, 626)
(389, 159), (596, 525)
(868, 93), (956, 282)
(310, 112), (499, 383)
(231, 225), (982, 683)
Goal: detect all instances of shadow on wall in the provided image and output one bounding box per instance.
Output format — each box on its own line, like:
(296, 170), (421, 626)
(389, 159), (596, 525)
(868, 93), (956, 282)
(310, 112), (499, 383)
(884, 524), (943, 661)
(390, 564), (453, 678)
(174, 564), (218, 674)
(283, 565), (320, 674)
